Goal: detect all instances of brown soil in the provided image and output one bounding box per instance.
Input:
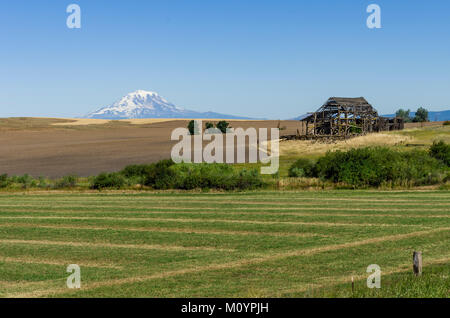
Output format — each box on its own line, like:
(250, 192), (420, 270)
(0, 118), (301, 177)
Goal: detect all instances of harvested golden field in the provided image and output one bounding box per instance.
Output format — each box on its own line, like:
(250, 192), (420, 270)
(280, 125), (450, 159)
(280, 133), (412, 158)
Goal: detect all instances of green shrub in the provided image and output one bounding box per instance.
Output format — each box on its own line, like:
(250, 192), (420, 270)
(288, 159), (316, 178)
(144, 159), (176, 189)
(0, 174), (11, 188)
(205, 122), (214, 130)
(120, 164), (154, 186)
(159, 162), (264, 190)
(37, 176), (50, 189)
(315, 147), (445, 187)
(91, 172), (125, 189)
(54, 175), (77, 189)
(120, 164), (153, 178)
(171, 163), (226, 190)
(429, 140), (450, 166)
(443, 121), (450, 126)
(235, 169), (264, 190)
(171, 163), (225, 190)
(14, 174), (36, 189)
(289, 168), (305, 178)
(121, 160), (263, 190)
(349, 126), (362, 134)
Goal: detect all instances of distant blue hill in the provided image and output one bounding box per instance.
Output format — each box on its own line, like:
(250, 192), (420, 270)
(383, 110), (450, 122)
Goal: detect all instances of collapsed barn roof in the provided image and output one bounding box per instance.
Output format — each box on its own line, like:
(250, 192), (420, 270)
(302, 97), (378, 121)
(300, 97), (403, 137)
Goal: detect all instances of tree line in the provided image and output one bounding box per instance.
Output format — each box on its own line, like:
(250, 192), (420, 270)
(395, 107), (429, 123)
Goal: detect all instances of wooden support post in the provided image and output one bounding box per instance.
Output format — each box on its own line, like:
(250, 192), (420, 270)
(330, 115), (333, 136)
(313, 113), (317, 136)
(337, 110), (341, 136)
(413, 251), (422, 276)
(344, 110), (348, 135)
(322, 110), (325, 135)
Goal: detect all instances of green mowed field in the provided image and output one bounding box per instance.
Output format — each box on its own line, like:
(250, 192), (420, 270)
(0, 191), (449, 298)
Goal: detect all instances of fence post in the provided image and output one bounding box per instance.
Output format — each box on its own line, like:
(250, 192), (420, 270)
(413, 251), (422, 276)
(351, 276), (354, 294)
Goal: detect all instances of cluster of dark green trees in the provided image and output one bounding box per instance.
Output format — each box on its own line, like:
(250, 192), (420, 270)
(187, 120), (231, 135)
(395, 107), (429, 123)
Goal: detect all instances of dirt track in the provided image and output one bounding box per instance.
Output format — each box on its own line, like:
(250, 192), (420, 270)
(0, 118), (301, 177)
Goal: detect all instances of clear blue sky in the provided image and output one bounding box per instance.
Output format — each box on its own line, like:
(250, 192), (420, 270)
(1, 0), (449, 118)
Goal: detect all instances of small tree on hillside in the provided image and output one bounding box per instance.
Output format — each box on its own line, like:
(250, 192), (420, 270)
(187, 120), (200, 135)
(413, 107), (429, 123)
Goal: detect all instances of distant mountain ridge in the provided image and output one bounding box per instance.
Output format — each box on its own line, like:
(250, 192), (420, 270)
(84, 90), (254, 120)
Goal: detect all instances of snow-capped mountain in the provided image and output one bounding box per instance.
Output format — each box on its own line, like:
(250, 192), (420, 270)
(84, 90), (252, 120)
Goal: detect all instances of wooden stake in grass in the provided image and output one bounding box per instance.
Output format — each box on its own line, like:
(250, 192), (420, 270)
(351, 276), (354, 294)
(413, 251), (422, 276)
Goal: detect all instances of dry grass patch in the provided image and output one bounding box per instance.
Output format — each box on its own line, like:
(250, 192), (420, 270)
(51, 118), (112, 126)
(280, 133), (413, 158)
(0, 216), (424, 227)
(0, 223), (326, 238)
(0, 239), (233, 252)
(0, 256), (122, 269)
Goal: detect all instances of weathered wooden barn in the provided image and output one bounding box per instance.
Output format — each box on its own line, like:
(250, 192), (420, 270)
(299, 97), (403, 138)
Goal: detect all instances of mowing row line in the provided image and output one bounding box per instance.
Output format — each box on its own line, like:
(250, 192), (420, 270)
(0, 256), (122, 269)
(0, 195), (450, 204)
(0, 239), (234, 252)
(1, 200), (449, 207)
(1, 214), (422, 235)
(1, 206), (449, 218)
(0, 223), (326, 238)
(0, 208), (448, 219)
(0, 215), (427, 228)
(1, 191), (447, 198)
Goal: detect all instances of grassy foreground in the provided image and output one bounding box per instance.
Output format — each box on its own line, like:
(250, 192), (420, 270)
(0, 190), (448, 298)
